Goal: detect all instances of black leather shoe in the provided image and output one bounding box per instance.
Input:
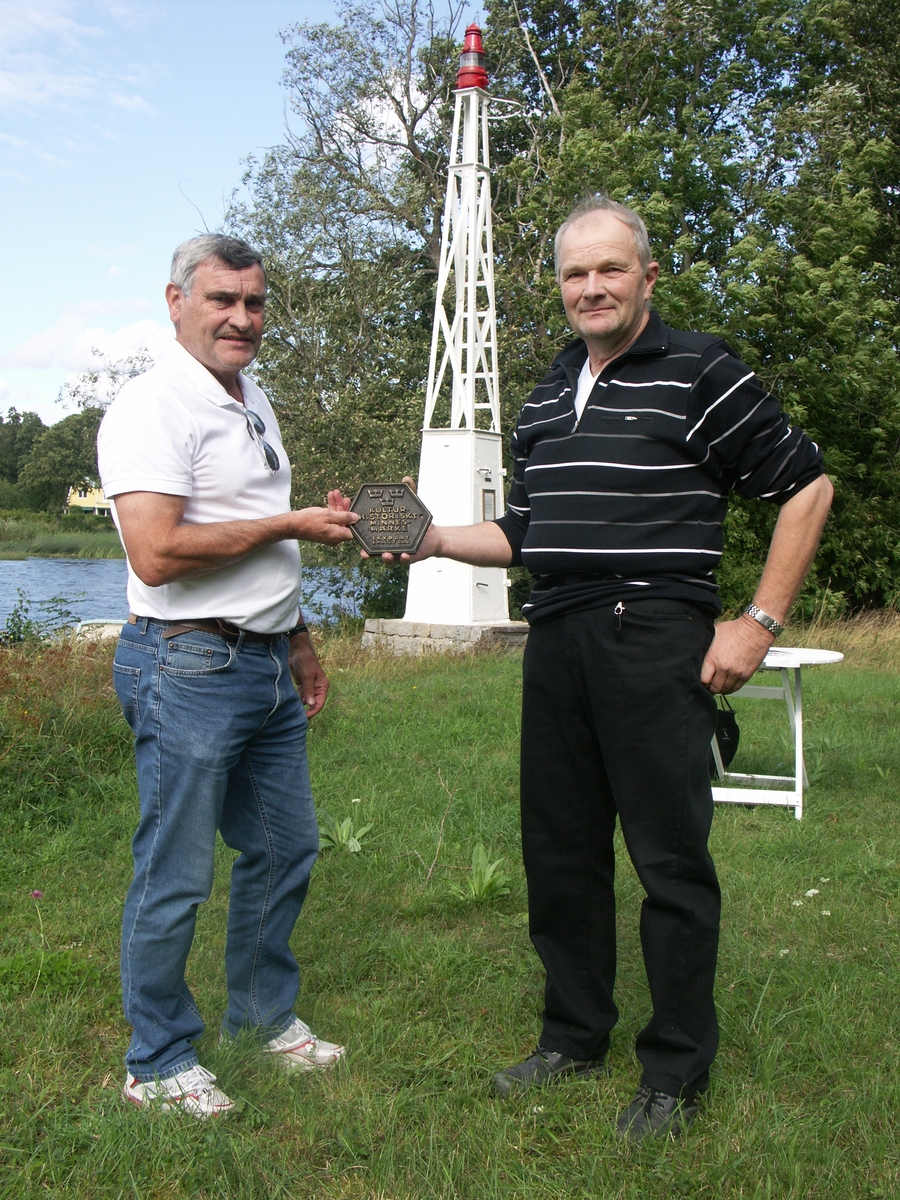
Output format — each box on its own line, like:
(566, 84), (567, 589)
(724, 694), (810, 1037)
(615, 1084), (702, 1140)
(492, 1047), (609, 1098)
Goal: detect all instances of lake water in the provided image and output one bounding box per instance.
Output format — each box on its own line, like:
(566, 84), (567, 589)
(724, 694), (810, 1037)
(0, 558), (359, 628)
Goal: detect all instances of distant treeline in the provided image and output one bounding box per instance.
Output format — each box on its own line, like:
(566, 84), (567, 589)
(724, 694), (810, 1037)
(0, 407), (103, 514)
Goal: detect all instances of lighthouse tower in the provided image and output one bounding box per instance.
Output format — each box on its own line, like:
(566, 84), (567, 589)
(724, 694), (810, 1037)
(402, 24), (510, 625)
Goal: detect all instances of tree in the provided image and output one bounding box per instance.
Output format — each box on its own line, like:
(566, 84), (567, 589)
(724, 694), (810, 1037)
(0, 409), (46, 485)
(0, 409), (48, 510)
(17, 409), (105, 511)
(232, 0), (900, 610)
(56, 349), (153, 413)
(14, 351), (152, 512)
(228, 1), (468, 508)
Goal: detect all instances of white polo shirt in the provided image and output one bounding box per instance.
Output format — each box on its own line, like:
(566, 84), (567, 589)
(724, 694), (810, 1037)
(98, 339), (302, 633)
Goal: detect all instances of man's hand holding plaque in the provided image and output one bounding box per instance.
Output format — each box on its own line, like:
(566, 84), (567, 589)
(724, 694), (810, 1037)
(343, 480), (433, 560)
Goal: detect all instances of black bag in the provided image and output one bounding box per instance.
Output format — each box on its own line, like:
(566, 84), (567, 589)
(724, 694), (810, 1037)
(707, 696), (740, 778)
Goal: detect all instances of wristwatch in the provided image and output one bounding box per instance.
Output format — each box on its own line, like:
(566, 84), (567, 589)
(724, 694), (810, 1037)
(744, 604), (784, 638)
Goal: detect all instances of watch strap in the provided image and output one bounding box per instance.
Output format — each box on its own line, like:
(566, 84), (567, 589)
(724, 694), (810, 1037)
(744, 604), (784, 637)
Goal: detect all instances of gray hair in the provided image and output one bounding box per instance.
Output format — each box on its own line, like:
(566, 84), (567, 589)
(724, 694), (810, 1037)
(170, 234), (266, 295)
(554, 194), (652, 278)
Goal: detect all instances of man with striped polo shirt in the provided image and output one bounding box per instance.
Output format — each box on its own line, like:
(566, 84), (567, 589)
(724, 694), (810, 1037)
(370, 195), (833, 1138)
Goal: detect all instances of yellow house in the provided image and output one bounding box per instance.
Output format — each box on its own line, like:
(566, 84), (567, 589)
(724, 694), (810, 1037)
(66, 485), (112, 516)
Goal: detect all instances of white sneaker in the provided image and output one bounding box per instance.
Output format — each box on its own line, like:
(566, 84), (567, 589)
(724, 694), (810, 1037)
(122, 1064), (234, 1119)
(264, 1017), (345, 1071)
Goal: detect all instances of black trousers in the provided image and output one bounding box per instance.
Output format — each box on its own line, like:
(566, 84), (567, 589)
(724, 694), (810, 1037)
(520, 598), (720, 1097)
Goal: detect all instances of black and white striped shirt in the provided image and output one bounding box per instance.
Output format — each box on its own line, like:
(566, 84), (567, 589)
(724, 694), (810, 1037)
(495, 311), (824, 623)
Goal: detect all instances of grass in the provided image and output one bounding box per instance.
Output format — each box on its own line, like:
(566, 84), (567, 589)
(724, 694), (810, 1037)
(0, 616), (898, 1198)
(0, 514), (123, 560)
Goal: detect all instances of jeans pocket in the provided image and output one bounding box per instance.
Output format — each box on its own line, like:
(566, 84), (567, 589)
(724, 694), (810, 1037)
(113, 662), (142, 730)
(162, 634), (236, 676)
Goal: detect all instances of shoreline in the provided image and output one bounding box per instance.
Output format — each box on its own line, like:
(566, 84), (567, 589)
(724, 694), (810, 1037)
(0, 549), (125, 560)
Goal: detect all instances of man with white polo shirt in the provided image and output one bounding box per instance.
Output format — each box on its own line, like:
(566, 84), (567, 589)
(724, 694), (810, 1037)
(98, 234), (358, 1118)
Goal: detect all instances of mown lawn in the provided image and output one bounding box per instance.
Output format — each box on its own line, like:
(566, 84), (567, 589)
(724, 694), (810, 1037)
(0, 619), (897, 1199)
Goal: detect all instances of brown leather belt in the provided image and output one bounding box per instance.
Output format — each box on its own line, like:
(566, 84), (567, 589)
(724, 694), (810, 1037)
(127, 614), (283, 643)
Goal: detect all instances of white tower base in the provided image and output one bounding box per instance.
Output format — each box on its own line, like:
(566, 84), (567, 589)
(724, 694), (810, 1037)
(404, 428), (510, 624)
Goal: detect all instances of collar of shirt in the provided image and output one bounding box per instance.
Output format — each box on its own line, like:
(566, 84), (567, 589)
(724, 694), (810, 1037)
(160, 338), (258, 411)
(552, 308), (671, 375)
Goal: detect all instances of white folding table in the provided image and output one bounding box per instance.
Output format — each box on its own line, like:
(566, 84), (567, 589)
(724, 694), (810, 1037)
(710, 647), (843, 820)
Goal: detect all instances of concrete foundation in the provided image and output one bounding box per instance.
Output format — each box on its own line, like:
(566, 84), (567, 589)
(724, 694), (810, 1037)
(362, 618), (528, 655)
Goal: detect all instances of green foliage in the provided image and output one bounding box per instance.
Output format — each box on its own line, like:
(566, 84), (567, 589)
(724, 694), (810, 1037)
(359, 561), (409, 619)
(0, 513), (123, 560)
(3, 351), (152, 514)
(450, 842), (512, 902)
(0, 948), (102, 1002)
(0, 408), (46, 486)
(1, 590), (82, 645)
(298, 560), (407, 623)
(318, 810), (373, 852)
(231, 0), (900, 610)
(226, 0), (463, 509)
(17, 408), (104, 511)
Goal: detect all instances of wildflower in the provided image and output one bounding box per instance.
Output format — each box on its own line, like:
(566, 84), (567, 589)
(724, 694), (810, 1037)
(819, 877), (830, 883)
(351, 798), (362, 804)
(805, 888), (820, 897)
(779, 949), (790, 957)
(30, 890), (43, 900)
(821, 910), (831, 916)
(792, 899), (803, 907)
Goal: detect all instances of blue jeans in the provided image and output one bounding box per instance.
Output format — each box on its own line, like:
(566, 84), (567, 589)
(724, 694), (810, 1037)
(113, 617), (319, 1080)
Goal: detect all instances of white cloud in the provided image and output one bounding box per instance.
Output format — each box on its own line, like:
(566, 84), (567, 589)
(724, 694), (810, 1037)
(0, 1), (155, 118)
(0, 3), (102, 52)
(1, 307), (171, 371)
(110, 92), (154, 113)
(0, 380), (10, 403)
(0, 65), (98, 111)
(85, 239), (141, 257)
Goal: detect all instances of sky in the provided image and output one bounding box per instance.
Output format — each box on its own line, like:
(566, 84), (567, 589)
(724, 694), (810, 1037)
(0, 0), (341, 425)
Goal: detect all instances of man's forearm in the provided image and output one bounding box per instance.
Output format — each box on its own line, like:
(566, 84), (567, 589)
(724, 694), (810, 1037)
(135, 512), (301, 584)
(420, 520), (514, 567)
(748, 473), (835, 623)
(114, 492), (357, 587)
(701, 474), (833, 693)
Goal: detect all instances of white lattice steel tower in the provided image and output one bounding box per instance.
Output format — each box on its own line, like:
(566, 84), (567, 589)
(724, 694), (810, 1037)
(403, 24), (510, 624)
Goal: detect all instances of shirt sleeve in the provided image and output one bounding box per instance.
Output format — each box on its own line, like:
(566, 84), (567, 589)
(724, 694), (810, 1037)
(97, 377), (196, 499)
(493, 424), (529, 565)
(686, 341), (824, 504)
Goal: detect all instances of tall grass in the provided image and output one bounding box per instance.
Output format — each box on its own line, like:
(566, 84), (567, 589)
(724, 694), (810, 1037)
(0, 616), (897, 1198)
(0, 515), (124, 560)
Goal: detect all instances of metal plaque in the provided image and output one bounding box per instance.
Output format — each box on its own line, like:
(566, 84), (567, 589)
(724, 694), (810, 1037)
(349, 482), (433, 557)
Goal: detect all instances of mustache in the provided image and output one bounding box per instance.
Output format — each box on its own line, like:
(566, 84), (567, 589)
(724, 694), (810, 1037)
(215, 329), (257, 341)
